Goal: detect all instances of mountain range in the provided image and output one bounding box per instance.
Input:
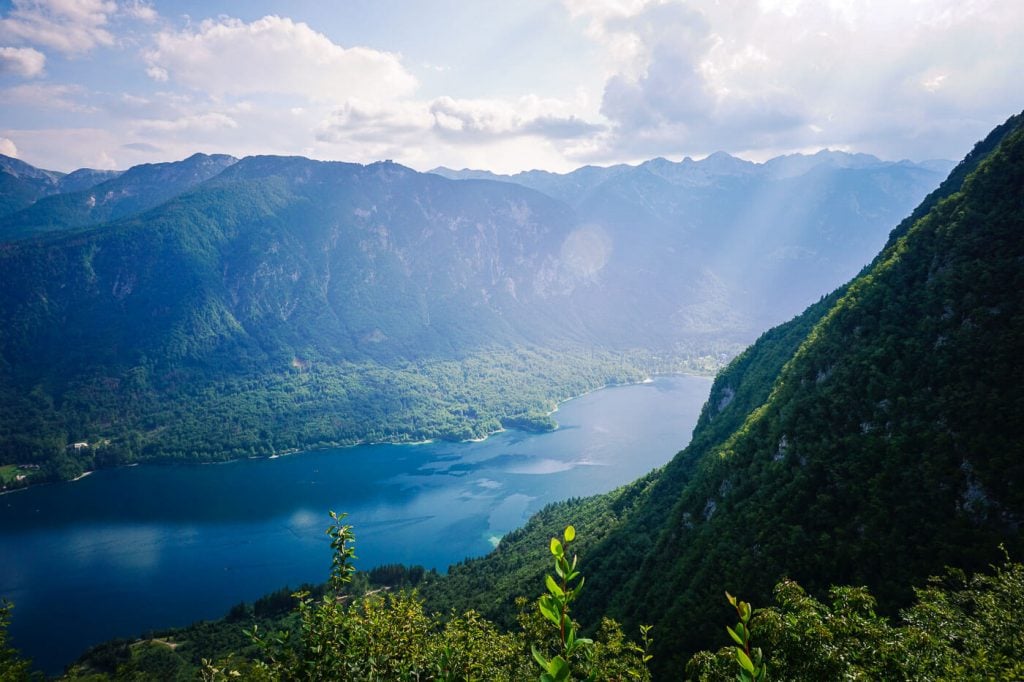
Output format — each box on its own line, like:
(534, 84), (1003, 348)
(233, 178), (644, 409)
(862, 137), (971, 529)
(0, 147), (951, 480)
(435, 151), (954, 336)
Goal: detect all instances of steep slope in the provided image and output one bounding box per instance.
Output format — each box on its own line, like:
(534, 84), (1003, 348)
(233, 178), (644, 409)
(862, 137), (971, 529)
(0, 154), (64, 217)
(585, 112), (1024, 674)
(435, 152), (952, 334)
(416, 111), (1024, 677)
(0, 155), (119, 219)
(0, 153), (237, 240)
(0, 157), (590, 372)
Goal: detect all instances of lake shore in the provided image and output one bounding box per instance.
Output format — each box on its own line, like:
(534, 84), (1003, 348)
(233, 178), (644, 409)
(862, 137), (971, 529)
(3, 371), (712, 495)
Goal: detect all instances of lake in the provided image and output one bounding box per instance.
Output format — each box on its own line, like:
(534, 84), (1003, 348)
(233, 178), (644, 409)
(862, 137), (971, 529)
(0, 374), (711, 674)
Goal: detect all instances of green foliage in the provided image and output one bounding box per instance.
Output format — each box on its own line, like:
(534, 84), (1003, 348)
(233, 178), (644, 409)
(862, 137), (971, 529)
(0, 345), (696, 484)
(421, 473), (661, 629)
(73, 515), (651, 681)
(724, 593), (765, 682)
(569, 110), (1024, 677)
(532, 526), (594, 682)
(690, 558), (1024, 681)
(0, 601), (33, 681)
(326, 512), (357, 592)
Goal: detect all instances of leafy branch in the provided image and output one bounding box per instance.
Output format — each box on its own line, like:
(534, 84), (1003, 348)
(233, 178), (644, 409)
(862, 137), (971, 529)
(726, 591), (766, 681)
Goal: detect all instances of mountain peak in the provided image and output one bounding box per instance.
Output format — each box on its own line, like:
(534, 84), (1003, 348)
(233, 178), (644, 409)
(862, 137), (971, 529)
(0, 153), (63, 182)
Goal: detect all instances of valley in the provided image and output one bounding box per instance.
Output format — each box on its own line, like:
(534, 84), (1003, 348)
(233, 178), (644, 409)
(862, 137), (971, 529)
(0, 149), (946, 490)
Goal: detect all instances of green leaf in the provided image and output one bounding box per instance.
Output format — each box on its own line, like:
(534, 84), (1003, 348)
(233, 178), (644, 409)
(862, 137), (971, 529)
(550, 538), (563, 557)
(532, 645), (549, 669)
(546, 574), (565, 597)
(727, 625), (744, 647)
(538, 596), (561, 626)
(736, 648), (756, 674)
(564, 525), (576, 542)
(549, 656), (570, 681)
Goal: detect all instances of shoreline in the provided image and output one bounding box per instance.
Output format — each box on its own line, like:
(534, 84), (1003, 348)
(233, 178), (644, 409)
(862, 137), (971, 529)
(6, 372), (708, 494)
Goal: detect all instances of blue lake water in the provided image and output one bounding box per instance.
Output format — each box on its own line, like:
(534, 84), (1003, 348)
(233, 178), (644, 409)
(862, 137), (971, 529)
(0, 374), (711, 674)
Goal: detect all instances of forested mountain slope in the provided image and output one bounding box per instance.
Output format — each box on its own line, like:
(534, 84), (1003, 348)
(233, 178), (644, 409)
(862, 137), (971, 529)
(421, 111), (1024, 677)
(0, 153), (237, 240)
(0, 154), (120, 219)
(589, 110), (1024, 674)
(2, 156), (691, 481)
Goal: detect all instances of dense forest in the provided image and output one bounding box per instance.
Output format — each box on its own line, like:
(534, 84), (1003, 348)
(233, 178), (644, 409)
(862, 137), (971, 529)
(2, 109), (1018, 680)
(8, 514), (1020, 680)
(1, 346), (718, 490)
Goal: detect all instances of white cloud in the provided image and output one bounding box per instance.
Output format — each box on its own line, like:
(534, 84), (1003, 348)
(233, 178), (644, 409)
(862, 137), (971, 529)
(0, 46), (45, 76)
(2, 83), (96, 112)
(315, 99), (433, 144)
(567, 0), (1024, 162)
(144, 15), (417, 103)
(0, 0), (117, 54)
(0, 137), (17, 157)
(316, 94), (604, 150)
(134, 112), (238, 133)
(121, 0), (157, 23)
(0, 127), (123, 170)
(429, 95), (604, 140)
(6, 4), (1022, 174)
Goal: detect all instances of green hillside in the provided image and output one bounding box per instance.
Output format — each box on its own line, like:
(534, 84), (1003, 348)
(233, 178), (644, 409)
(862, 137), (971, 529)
(0, 154), (235, 241)
(580, 111), (1024, 674)
(398, 110), (1024, 673)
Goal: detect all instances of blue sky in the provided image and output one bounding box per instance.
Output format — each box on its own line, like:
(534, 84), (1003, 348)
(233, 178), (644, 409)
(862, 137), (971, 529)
(0, 0), (1021, 172)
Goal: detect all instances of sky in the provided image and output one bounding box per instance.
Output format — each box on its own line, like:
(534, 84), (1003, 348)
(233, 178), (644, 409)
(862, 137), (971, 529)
(0, 0), (1021, 173)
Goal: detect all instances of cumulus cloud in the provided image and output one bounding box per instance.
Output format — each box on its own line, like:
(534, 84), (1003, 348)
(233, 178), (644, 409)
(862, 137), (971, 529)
(316, 94), (605, 149)
(569, 0), (1024, 162)
(144, 15), (417, 102)
(0, 127), (122, 170)
(315, 100), (433, 143)
(0, 0), (117, 54)
(7, 4), (1021, 173)
(0, 137), (17, 157)
(430, 95), (605, 141)
(134, 112), (238, 133)
(0, 46), (45, 76)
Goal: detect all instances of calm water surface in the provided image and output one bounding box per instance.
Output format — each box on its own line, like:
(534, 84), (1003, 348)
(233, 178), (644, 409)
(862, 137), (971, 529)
(0, 375), (710, 674)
